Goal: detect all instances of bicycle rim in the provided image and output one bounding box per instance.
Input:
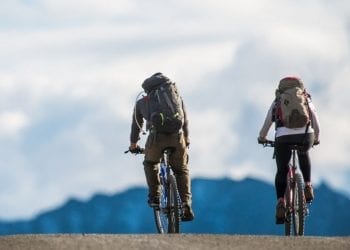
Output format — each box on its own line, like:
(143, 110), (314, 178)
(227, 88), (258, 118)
(291, 173), (306, 236)
(154, 183), (168, 234)
(296, 173), (306, 236)
(167, 175), (180, 233)
(153, 208), (164, 234)
(284, 178), (292, 236)
(292, 181), (300, 235)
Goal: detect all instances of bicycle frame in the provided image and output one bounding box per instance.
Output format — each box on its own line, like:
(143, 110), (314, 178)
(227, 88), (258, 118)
(260, 141), (307, 236)
(154, 149), (182, 234)
(285, 147), (298, 210)
(284, 145), (307, 236)
(125, 147), (182, 233)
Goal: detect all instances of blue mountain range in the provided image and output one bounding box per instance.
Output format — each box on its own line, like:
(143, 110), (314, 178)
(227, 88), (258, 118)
(0, 178), (349, 236)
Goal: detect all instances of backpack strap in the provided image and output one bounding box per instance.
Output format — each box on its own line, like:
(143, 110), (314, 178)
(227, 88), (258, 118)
(133, 91), (147, 135)
(272, 99), (283, 129)
(301, 90), (312, 145)
(163, 91), (176, 114)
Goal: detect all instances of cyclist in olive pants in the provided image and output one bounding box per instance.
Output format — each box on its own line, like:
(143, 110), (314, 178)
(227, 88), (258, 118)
(128, 73), (194, 221)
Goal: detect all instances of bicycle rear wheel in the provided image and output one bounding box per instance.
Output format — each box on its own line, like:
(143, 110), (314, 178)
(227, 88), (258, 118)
(154, 179), (168, 234)
(294, 173), (306, 236)
(167, 175), (180, 233)
(153, 175), (180, 233)
(153, 208), (164, 233)
(290, 173), (305, 236)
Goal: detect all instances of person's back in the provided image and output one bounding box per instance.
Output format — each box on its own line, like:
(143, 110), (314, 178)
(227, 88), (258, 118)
(258, 76), (320, 224)
(129, 72), (194, 221)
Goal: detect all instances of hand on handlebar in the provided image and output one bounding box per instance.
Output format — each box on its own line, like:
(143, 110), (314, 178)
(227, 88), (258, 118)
(257, 136), (267, 144)
(257, 137), (274, 147)
(124, 145), (144, 154)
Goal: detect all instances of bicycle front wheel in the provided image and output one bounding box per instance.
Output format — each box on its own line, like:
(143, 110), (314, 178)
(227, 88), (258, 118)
(284, 175), (292, 236)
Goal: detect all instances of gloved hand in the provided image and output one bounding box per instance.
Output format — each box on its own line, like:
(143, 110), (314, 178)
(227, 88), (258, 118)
(185, 137), (190, 147)
(129, 143), (141, 154)
(257, 136), (267, 144)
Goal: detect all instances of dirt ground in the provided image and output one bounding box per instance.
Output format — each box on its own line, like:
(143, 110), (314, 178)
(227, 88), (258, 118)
(0, 234), (349, 250)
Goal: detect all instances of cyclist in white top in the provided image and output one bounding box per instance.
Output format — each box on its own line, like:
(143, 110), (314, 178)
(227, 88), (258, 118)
(258, 76), (320, 224)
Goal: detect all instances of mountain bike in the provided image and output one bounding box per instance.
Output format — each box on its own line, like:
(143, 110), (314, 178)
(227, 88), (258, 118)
(259, 140), (308, 236)
(125, 147), (182, 234)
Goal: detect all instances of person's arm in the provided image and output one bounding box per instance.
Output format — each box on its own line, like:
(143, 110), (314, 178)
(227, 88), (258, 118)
(308, 101), (320, 143)
(258, 101), (274, 141)
(130, 100), (144, 149)
(181, 99), (190, 146)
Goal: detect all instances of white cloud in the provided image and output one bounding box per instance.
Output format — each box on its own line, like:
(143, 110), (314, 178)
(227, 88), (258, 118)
(42, 0), (136, 19)
(189, 109), (239, 177)
(310, 66), (350, 179)
(0, 111), (30, 138)
(0, 0), (349, 219)
(0, 0), (136, 25)
(228, 160), (272, 183)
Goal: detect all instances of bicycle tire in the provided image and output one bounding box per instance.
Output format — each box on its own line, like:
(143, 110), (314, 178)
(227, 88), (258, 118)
(284, 175), (292, 236)
(153, 207), (164, 233)
(291, 178), (299, 235)
(154, 177), (168, 234)
(167, 175), (180, 233)
(295, 173), (306, 236)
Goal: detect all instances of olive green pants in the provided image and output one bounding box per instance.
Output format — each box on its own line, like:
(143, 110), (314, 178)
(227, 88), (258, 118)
(143, 132), (192, 204)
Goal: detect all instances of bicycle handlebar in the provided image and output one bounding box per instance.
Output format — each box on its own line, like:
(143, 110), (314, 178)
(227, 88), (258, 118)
(124, 147), (145, 154)
(258, 139), (319, 148)
(258, 140), (275, 147)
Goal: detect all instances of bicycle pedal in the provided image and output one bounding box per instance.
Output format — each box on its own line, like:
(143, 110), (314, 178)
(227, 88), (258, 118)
(305, 207), (310, 216)
(276, 218), (285, 225)
(305, 204), (311, 216)
(181, 214), (194, 222)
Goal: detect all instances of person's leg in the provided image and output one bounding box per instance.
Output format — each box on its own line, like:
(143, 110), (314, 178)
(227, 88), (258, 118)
(143, 133), (162, 206)
(298, 150), (314, 202)
(298, 151), (311, 183)
(169, 133), (191, 204)
(274, 141), (291, 199)
(274, 136), (292, 223)
(169, 133), (194, 221)
(297, 133), (314, 184)
(297, 133), (315, 202)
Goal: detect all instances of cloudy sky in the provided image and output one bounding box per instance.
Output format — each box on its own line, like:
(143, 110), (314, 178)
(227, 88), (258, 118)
(0, 0), (349, 220)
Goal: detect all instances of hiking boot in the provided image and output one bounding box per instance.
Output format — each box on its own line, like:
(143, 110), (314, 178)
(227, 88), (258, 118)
(275, 198), (285, 224)
(304, 184), (314, 203)
(148, 196), (160, 208)
(182, 203), (194, 222)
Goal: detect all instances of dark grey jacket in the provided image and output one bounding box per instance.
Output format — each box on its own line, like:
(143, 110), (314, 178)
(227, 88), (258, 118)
(130, 95), (189, 143)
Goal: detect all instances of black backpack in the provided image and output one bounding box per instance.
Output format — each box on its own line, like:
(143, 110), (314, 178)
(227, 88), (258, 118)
(142, 73), (184, 134)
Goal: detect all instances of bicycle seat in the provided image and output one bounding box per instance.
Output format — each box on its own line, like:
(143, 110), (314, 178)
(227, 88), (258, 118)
(289, 144), (305, 151)
(162, 147), (176, 154)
